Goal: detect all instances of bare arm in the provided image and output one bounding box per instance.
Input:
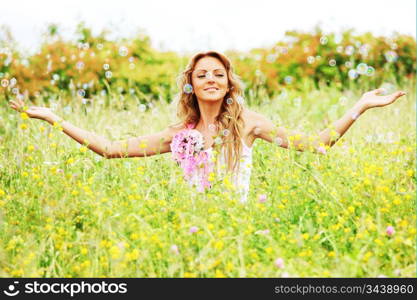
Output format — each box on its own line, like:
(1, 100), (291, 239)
(250, 88), (406, 154)
(46, 114), (177, 159)
(9, 99), (178, 158)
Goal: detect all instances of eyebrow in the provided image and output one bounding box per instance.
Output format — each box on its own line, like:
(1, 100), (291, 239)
(194, 68), (226, 72)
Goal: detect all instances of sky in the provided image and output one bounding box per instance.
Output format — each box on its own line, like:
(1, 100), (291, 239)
(1, 0), (415, 55)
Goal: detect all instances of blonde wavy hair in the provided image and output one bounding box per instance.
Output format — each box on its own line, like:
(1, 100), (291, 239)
(171, 51), (246, 176)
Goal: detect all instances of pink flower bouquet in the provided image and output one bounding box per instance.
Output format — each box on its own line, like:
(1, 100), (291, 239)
(170, 124), (213, 191)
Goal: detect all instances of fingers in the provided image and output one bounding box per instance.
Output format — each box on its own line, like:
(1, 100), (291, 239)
(373, 88), (386, 95)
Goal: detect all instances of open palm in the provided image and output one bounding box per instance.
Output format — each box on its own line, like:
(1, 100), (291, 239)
(360, 88), (406, 109)
(9, 98), (54, 122)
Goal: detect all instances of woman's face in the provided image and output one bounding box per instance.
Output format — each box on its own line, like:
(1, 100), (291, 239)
(191, 56), (229, 102)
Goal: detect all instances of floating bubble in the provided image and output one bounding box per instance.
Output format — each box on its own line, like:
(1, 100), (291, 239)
(128, 56), (135, 63)
(359, 44), (369, 56)
(320, 36), (328, 45)
(384, 51), (398, 63)
(103, 64), (110, 70)
(52, 74), (60, 81)
(293, 97), (302, 107)
(82, 43), (89, 50)
(274, 136), (283, 146)
(329, 59), (336, 67)
(214, 137), (222, 144)
(100, 90), (106, 96)
(315, 55), (321, 60)
(336, 46), (343, 53)
(63, 106), (72, 114)
(77, 89), (86, 97)
(348, 69), (358, 80)
(226, 98), (233, 105)
(366, 66), (375, 76)
(266, 54), (276, 63)
(97, 43), (103, 50)
(344, 61), (352, 68)
(105, 71), (112, 79)
(255, 70), (262, 77)
(222, 129), (230, 136)
(12, 88), (18, 94)
(307, 56), (315, 64)
(208, 124), (216, 132)
(81, 98), (88, 105)
(345, 45), (354, 56)
(236, 96), (244, 104)
(356, 63), (368, 75)
(50, 80), (55, 85)
(379, 82), (396, 95)
(119, 46), (128, 57)
(139, 104), (146, 112)
(391, 43), (398, 50)
(76, 61), (84, 70)
(10, 78), (17, 86)
(129, 88), (135, 95)
(82, 83), (88, 90)
(338, 96), (348, 106)
(284, 76), (293, 84)
(1, 79), (9, 87)
(280, 47), (288, 54)
(183, 83), (193, 94)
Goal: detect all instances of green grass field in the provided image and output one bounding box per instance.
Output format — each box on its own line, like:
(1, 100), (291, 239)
(0, 80), (415, 277)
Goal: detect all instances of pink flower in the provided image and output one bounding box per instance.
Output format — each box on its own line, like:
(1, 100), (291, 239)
(275, 258), (285, 269)
(386, 226), (395, 236)
(258, 194), (267, 203)
(317, 146), (327, 155)
(170, 123), (213, 191)
(189, 226), (199, 234)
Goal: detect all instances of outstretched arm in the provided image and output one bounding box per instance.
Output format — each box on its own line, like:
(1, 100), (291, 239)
(250, 88), (406, 154)
(9, 98), (177, 158)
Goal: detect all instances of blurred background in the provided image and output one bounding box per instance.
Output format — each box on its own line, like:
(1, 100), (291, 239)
(0, 0), (415, 105)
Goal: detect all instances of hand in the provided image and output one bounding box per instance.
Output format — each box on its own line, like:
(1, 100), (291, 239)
(359, 88), (406, 110)
(9, 98), (55, 123)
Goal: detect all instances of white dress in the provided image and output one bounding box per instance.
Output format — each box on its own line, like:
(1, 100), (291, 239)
(187, 139), (253, 203)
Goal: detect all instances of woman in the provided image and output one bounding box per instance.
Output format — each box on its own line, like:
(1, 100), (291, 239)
(9, 51), (406, 203)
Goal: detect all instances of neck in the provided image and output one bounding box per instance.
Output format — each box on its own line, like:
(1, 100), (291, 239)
(196, 98), (223, 130)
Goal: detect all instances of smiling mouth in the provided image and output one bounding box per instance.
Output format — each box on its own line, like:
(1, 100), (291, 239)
(204, 88), (218, 91)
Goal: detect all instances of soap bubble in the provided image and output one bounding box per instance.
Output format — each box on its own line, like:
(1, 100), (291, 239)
(284, 76), (293, 84)
(345, 45), (354, 56)
(338, 96), (348, 106)
(10, 78), (17, 86)
(236, 96), (244, 104)
(52, 74), (60, 81)
(76, 61), (84, 70)
(365, 66), (375, 76)
(320, 36), (328, 45)
(345, 61), (353, 68)
(356, 63), (368, 75)
(119, 46), (128, 57)
(348, 69), (358, 80)
(105, 71), (112, 79)
(139, 104), (146, 112)
(77, 89), (86, 97)
(329, 59), (336, 67)
(97, 43), (103, 50)
(307, 56), (315, 64)
(384, 51), (398, 63)
(103, 64), (110, 70)
(1, 79), (9, 87)
(226, 97), (233, 105)
(208, 124), (217, 132)
(274, 137), (283, 146)
(222, 129), (230, 136)
(183, 83), (193, 94)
